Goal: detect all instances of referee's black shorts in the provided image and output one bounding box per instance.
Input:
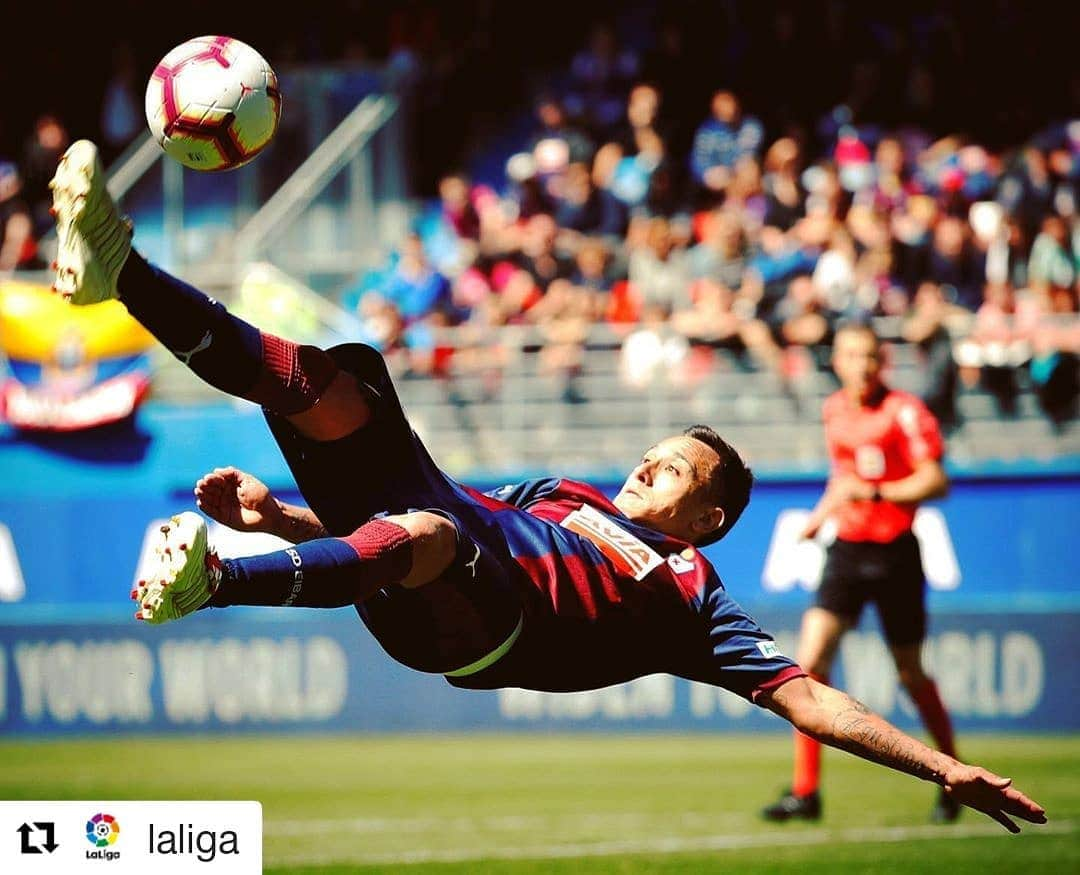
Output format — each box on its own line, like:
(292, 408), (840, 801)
(816, 532), (926, 647)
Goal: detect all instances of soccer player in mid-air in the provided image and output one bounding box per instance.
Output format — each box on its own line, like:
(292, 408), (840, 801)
(50, 140), (1046, 833)
(763, 323), (961, 825)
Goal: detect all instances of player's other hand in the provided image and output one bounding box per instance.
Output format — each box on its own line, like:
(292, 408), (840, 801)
(194, 467), (282, 534)
(943, 763), (1047, 833)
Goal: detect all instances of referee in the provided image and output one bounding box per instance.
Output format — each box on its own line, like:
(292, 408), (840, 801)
(763, 322), (960, 824)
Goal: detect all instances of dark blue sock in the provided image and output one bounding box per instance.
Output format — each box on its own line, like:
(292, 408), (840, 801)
(209, 521), (413, 608)
(118, 250), (263, 396)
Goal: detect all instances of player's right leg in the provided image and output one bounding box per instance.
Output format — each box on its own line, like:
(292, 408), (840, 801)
(134, 510), (455, 624)
(50, 139), (370, 442)
(761, 606), (851, 822)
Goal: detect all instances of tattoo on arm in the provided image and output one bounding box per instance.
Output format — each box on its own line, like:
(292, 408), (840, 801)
(277, 502), (329, 543)
(826, 693), (943, 784)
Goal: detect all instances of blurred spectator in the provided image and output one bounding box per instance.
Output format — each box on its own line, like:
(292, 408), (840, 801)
(590, 142), (631, 237)
(688, 209), (747, 291)
(439, 173), (481, 241)
(904, 281), (961, 429)
(504, 153), (552, 221)
(763, 137), (806, 231)
(0, 162), (37, 272)
(690, 90), (764, 203)
(999, 147), (1057, 243)
(21, 115), (70, 238)
(1027, 215), (1077, 293)
(529, 95), (595, 166)
(671, 278), (747, 364)
(957, 281), (1029, 416)
(627, 215), (691, 313)
(550, 162), (603, 235)
(566, 23), (640, 135)
(379, 232), (454, 323)
(927, 216), (985, 310)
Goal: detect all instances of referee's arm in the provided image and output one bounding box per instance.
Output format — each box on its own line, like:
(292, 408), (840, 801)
(877, 458), (949, 504)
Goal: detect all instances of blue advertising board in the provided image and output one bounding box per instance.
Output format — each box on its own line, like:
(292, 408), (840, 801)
(1, 608), (1076, 736)
(1, 406), (1078, 611)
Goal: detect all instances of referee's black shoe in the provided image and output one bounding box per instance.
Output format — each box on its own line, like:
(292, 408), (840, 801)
(931, 787), (962, 823)
(761, 789), (822, 822)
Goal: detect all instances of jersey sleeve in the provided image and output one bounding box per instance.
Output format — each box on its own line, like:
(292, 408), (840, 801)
(894, 396), (944, 466)
(686, 580), (804, 703)
(483, 478), (562, 509)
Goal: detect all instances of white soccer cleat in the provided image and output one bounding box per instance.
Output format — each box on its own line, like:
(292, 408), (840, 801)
(49, 139), (131, 305)
(132, 512), (222, 625)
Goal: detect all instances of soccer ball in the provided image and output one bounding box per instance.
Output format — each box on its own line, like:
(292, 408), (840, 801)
(145, 36), (281, 172)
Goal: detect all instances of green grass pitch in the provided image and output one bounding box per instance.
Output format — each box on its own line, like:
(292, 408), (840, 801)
(1, 734), (1075, 873)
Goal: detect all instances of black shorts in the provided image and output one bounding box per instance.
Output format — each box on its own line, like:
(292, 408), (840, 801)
(262, 343), (523, 676)
(816, 532), (926, 646)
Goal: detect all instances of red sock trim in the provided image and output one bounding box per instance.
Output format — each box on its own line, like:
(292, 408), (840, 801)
(245, 333), (339, 415)
(911, 679), (957, 758)
(792, 671), (827, 796)
(338, 519), (413, 589)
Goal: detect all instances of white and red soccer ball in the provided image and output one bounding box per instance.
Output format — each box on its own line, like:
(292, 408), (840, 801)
(145, 36), (281, 172)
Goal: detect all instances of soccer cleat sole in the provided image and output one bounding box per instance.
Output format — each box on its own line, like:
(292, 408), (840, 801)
(49, 140), (129, 305)
(133, 512), (216, 624)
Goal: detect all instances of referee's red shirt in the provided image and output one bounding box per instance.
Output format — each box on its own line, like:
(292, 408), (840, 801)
(822, 387), (944, 543)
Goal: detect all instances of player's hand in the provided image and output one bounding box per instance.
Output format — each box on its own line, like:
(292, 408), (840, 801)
(942, 763), (1047, 833)
(194, 467), (282, 534)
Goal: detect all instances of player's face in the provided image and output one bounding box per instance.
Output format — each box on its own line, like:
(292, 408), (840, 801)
(614, 436), (724, 543)
(832, 329), (882, 401)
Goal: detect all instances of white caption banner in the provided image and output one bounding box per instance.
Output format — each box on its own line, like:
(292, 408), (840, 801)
(0, 801), (261, 873)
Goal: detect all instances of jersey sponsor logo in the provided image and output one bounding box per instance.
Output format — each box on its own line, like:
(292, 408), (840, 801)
(756, 641), (781, 658)
(561, 504), (664, 581)
(666, 553), (696, 575)
(762, 507), (961, 592)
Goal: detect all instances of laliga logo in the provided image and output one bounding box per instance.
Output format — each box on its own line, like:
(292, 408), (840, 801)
(762, 508), (961, 592)
(86, 813), (120, 861)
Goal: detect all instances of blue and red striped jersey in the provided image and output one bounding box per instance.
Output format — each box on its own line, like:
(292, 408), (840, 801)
(448, 477), (803, 700)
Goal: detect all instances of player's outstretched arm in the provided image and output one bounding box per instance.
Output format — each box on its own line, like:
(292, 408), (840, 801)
(758, 676), (1047, 833)
(194, 466), (328, 543)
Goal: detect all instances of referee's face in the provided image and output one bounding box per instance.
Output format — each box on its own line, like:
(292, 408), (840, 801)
(614, 436), (725, 543)
(833, 328), (882, 402)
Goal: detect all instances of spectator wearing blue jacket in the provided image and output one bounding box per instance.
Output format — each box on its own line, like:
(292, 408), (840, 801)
(690, 91), (764, 204)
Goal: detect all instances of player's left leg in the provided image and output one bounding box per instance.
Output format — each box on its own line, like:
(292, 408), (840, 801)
(135, 511), (455, 624)
(877, 532), (960, 823)
(891, 642), (961, 823)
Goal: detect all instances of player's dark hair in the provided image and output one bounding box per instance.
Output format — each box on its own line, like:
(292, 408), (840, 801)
(682, 425), (754, 544)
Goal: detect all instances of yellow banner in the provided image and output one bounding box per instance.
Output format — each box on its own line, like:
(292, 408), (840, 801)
(0, 281), (153, 362)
